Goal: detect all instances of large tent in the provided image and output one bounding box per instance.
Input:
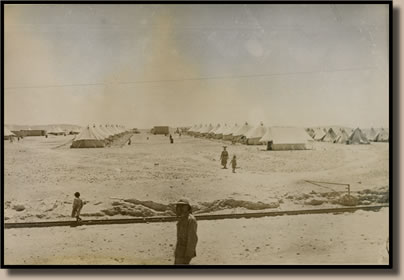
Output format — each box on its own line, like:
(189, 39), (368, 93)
(222, 123), (238, 140)
(232, 122), (253, 142)
(347, 128), (370, 145)
(71, 125), (106, 148)
(259, 127), (312, 150)
(245, 122), (267, 145)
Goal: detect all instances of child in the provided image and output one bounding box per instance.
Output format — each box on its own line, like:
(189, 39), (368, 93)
(71, 192), (84, 222)
(230, 155), (237, 173)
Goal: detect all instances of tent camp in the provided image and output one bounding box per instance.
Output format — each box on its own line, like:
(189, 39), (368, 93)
(322, 128), (338, 142)
(222, 123), (238, 140)
(374, 129), (389, 142)
(245, 122), (267, 145)
(259, 127), (312, 150)
(232, 122), (253, 142)
(71, 125), (106, 148)
(4, 127), (16, 140)
(347, 128), (370, 145)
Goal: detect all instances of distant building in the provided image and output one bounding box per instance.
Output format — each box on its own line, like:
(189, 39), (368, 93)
(151, 126), (171, 135)
(12, 130), (47, 137)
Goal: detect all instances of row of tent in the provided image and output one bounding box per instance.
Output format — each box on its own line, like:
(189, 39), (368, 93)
(187, 122), (312, 150)
(187, 123), (389, 150)
(71, 125), (128, 148)
(307, 127), (389, 144)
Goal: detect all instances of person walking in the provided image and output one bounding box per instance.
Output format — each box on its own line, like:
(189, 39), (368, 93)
(174, 199), (198, 265)
(220, 146), (229, 169)
(230, 155), (237, 173)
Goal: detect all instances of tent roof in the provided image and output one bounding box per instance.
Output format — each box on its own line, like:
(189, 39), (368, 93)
(233, 122), (253, 136)
(200, 124), (214, 133)
(209, 124), (221, 134)
(223, 123), (238, 135)
(74, 126), (106, 141)
(245, 123), (267, 139)
(348, 128), (370, 144)
(214, 124), (228, 134)
(260, 127), (312, 144)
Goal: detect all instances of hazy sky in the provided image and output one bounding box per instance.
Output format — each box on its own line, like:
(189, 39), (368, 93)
(4, 4), (389, 128)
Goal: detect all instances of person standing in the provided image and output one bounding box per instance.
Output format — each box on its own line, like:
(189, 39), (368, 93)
(71, 192), (84, 222)
(220, 146), (229, 169)
(230, 155), (237, 173)
(174, 199), (198, 265)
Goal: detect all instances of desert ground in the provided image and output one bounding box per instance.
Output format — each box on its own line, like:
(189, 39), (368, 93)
(3, 132), (389, 265)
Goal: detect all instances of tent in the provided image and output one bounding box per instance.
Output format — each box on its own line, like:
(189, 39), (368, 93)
(374, 129), (389, 142)
(232, 122), (253, 143)
(199, 124), (214, 137)
(222, 123), (238, 140)
(48, 127), (65, 136)
(347, 128), (370, 145)
(71, 125), (106, 148)
(208, 124), (221, 138)
(245, 122), (267, 145)
(322, 128), (338, 142)
(333, 129), (349, 144)
(213, 124), (228, 139)
(4, 127), (16, 140)
(312, 128), (326, 141)
(364, 127), (379, 142)
(259, 127), (312, 150)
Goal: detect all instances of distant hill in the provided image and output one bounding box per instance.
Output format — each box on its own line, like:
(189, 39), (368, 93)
(5, 124), (82, 132)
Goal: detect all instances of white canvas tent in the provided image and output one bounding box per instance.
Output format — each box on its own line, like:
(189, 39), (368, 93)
(245, 122), (267, 145)
(322, 128), (338, 142)
(213, 124), (228, 139)
(199, 124), (214, 137)
(208, 124), (221, 138)
(333, 129), (349, 144)
(222, 123), (238, 140)
(347, 128), (370, 145)
(374, 129), (389, 142)
(71, 125), (106, 148)
(312, 128), (326, 141)
(259, 127), (312, 150)
(232, 122), (253, 142)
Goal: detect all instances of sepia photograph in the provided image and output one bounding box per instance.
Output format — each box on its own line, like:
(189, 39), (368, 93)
(2, 2), (391, 267)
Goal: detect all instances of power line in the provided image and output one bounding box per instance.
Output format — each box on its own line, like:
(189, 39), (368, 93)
(4, 66), (376, 90)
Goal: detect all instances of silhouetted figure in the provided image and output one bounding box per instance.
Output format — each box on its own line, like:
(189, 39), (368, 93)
(220, 146), (229, 169)
(230, 155), (237, 173)
(174, 199), (198, 265)
(71, 192), (84, 222)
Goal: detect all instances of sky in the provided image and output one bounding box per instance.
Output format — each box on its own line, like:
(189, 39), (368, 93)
(4, 4), (389, 129)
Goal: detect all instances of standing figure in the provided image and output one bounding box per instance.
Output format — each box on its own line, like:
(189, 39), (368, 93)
(220, 146), (229, 169)
(71, 192), (84, 222)
(174, 199), (198, 265)
(230, 155), (237, 173)
(128, 138), (131, 145)
(170, 134), (174, 144)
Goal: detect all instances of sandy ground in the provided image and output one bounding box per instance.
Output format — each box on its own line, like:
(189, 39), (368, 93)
(3, 133), (389, 265)
(4, 209), (389, 265)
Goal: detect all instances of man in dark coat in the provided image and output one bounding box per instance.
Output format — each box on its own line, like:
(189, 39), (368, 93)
(174, 199), (198, 265)
(220, 146), (229, 169)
